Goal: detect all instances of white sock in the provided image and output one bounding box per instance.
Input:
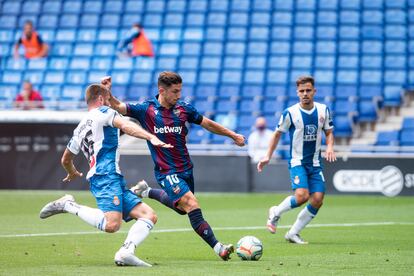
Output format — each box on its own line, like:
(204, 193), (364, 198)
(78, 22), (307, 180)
(64, 201), (106, 231)
(213, 242), (223, 255)
(274, 196), (295, 217)
(289, 207), (315, 235)
(141, 187), (151, 198)
(122, 218), (154, 254)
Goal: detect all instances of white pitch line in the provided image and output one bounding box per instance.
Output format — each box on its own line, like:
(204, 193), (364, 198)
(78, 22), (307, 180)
(1, 221), (413, 239)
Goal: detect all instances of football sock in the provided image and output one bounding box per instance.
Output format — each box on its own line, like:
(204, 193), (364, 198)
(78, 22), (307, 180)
(188, 208), (218, 248)
(122, 218), (154, 254)
(274, 195), (298, 216)
(289, 204), (319, 235)
(64, 201), (106, 231)
(148, 188), (186, 215)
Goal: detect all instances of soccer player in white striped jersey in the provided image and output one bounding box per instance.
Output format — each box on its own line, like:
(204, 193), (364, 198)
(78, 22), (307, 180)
(257, 76), (337, 244)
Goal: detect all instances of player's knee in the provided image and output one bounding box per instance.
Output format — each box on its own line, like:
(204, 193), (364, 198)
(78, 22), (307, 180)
(312, 200), (323, 209)
(148, 210), (158, 224)
(105, 221), (121, 233)
(296, 194), (310, 205)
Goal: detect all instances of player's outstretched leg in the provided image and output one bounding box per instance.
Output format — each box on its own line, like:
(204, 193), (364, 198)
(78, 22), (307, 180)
(267, 195), (299, 234)
(130, 180), (186, 215)
(40, 195), (107, 231)
(285, 204), (318, 244)
(188, 208), (234, 261)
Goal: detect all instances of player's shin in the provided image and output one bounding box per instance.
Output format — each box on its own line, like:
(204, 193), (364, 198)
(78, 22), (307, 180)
(121, 218), (154, 254)
(149, 189), (187, 215)
(64, 201), (107, 231)
(275, 195), (299, 216)
(289, 204), (319, 235)
(188, 208), (218, 248)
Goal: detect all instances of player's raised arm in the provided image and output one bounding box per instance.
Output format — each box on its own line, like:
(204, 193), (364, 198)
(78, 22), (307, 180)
(324, 129), (336, 162)
(200, 116), (245, 146)
(257, 130), (282, 172)
(113, 115), (173, 148)
(61, 149), (83, 182)
(101, 76), (128, 115)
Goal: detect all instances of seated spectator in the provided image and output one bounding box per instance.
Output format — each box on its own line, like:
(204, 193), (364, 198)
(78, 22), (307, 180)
(248, 117), (274, 163)
(117, 23), (155, 58)
(14, 20), (49, 59)
(14, 81), (44, 110)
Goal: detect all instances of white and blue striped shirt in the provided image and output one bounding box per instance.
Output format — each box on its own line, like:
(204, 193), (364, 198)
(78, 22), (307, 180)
(277, 102), (333, 167)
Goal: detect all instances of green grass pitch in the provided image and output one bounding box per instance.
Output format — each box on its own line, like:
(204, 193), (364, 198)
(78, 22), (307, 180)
(0, 191), (413, 275)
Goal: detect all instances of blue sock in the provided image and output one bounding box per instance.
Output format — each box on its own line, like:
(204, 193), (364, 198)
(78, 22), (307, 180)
(306, 204), (319, 215)
(188, 208), (218, 248)
(148, 189), (186, 215)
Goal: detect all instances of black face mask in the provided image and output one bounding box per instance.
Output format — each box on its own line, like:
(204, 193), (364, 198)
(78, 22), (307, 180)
(257, 126), (266, 131)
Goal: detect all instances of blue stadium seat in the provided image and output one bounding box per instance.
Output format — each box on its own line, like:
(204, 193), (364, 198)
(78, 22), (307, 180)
(336, 70), (358, 84)
(244, 70), (265, 84)
(253, 0), (271, 11)
(239, 99), (261, 113)
(44, 72), (65, 84)
(63, 0), (83, 13)
(24, 71), (44, 85)
(80, 14), (99, 28)
(101, 14), (120, 28)
(98, 29), (118, 42)
(316, 41), (336, 54)
(263, 98), (286, 114)
(193, 99), (215, 113)
(22, 1), (42, 14)
(319, 0), (338, 10)
(0, 30), (14, 43)
(385, 56), (406, 69)
(338, 55), (359, 69)
(294, 26), (314, 40)
(130, 71), (152, 85)
(293, 41), (313, 54)
(186, 13), (206, 27)
(49, 58), (69, 70)
(386, 10), (407, 24)
(359, 85), (382, 100)
(91, 57), (112, 70)
(267, 70), (288, 84)
(162, 28), (182, 41)
(268, 56), (289, 69)
(156, 57), (176, 70)
(376, 130), (400, 146)
(341, 0), (360, 9)
(59, 14), (79, 28)
(363, 0), (383, 9)
(7, 58), (26, 70)
(41, 85), (61, 101)
(362, 26), (383, 39)
(18, 15), (38, 28)
(88, 70), (109, 83)
(251, 12), (271, 26)
(83, 1), (102, 13)
(385, 41), (406, 54)
(334, 100), (358, 115)
(361, 55), (382, 69)
(28, 59), (47, 70)
(385, 70), (406, 84)
(159, 43), (180, 56)
(242, 86), (262, 98)
(103, 1), (123, 13)
(127, 85), (150, 100)
(383, 86), (403, 106)
(122, 14), (142, 27)
(164, 13), (184, 27)
(110, 85), (127, 101)
(199, 71), (219, 84)
(72, 42), (93, 56)
(271, 27), (291, 40)
(188, 126), (210, 144)
(237, 114), (256, 129)
(264, 85), (287, 98)
(274, 0), (293, 11)
(178, 70), (197, 85)
(340, 26), (359, 39)
(362, 41), (382, 54)
(0, 84), (18, 100)
(335, 85), (358, 100)
(315, 55), (335, 69)
(95, 43), (115, 56)
(183, 28), (203, 41)
(339, 41), (359, 54)
(195, 85), (217, 99)
(363, 10), (383, 25)
(125, 0), (144, 12)
(56, 30), (76, 42)
(400, 130), (414, 146)
(201, 57), (221, 70)
(340, 11), (359, 24)
(317, 11), (337, 24)
(228, 27), (247, 41)
(271, 42), (291, 54)
(207, 13), (227, 26)
(113, 58), (133, 70)
(179, 57), (199, 70)
(225, 42), (244, 55)
(216, 100), (238, 113)
(334, 116), (353, 137)
(52, 43), (73, 56)
(111, 71), (131, 85)
(66, 71), (87, 85)
(70, 58), (90, 69)
(2, 2), (21, 14)
(0, 15), (17, 29)
(167, 0), (186, 11)
(315, 85), (334, 99)
(42, 1), (61, 13)
(386, 25), (406, 39)
(38, 15), (58, 28)
(272, 12), (293, 25)
(229, 12), (248, 26)
(292, 55), (312, 69)
(387, 0), (406, 8)
(317, 26), (336, 39)
(403, 117), (414, 129)
(210, 0), (229, 11)
(295, 12), (315, 25)
(297, 0), (316, 10)
(246, 57), (266, 69)
(358, 100), (378, 122)
(219, 85), (240, 98)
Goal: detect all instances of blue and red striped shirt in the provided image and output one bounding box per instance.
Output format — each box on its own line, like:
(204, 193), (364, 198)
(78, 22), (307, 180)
(126, 96), (203, 174)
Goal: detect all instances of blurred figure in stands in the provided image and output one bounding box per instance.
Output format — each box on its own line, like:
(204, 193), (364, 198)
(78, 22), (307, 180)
(14, 80), (44, 110)
(117, 23), (155, 58)
(248, 117), (274, 163)
(14, 20), (49, 59)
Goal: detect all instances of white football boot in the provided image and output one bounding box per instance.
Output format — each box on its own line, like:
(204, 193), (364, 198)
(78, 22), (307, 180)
(114, 243), (152, 267)
(39, 194), (75, 219)
(266, 206), (280, 234)
(130, 180), (150, 198)
(285, 231), (308, 244)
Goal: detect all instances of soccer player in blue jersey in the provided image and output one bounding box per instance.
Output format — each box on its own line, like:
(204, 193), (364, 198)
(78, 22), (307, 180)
(103, 72), (245, 260)
(257, 76), (336, 244)
(39, 84), (172, 267)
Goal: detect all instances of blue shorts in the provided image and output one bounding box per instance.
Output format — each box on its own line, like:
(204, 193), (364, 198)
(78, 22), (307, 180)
(89, 173), (141, 222)
(289, 164), (326, 194)
(154, 170), (195, 206)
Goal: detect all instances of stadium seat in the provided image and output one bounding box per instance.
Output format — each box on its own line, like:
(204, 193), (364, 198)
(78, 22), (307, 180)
(334, 100), (358, 115)
(59, 14), (79, 28)
(358, 100), (378, 122)
(383, 86), (403, 106)
(237, 114), (257, 129)
(164, 14), (184, 27)
(271, 27), (291, 40)
(83, 1), (102, 13)
(7, 58), (26, 70)
(199, 71), (219, 84)
(127, 85), (150, 100)
(44, 72), (65, 84)
(242, 86), (262, 98)
(251, 12), (271, 26)
(400, 130), (414, 146)
(228, 27), (247, 41)
(340, 11), (359, 24)
(240, 99), (261, 113)
(317, 26), (337, 40)
(335, 85), (358, 100)
(244, 71), (265, 84)
(80, 14), (99, 28)
(2, 2), (21, 14)
(122, 14), (142, 27)
(207, 13), (227, 26)
(2, 71), (23, 84)
(40, 85), (61, 101)
(221, 71), (242, 84)
(376, 131), (400, 146)
(201, 57), (221, 70)
(315, 56), (335, 69)
(204, 42), (224, 55)
(66, 71), (87, 85)
(273, 12), (293, 26)
(216, 99), (238, 112)
(49, 58), (69, 70)
(188, 126), (210, 144)
(28, 59), (47, 70)
(267, 70), (288, 84)
(125, 0), (144, 12)
(101, 15), (120, 28)
(38, 15), (58, 28)
(193, 99), (215, 113)
(42, 0), (61, 13)
(295, 12), (315, 25)
(263, 98), (285, 113)
(359, 85), (383, 100)
(73, 43), (94, 56)
(317, 11), (337, 24)
(271, 42), (291, 54)
(70, 58), (90, 70)
(361, 55), (382, 69)
(113, 59), (133, 70)
(63, 1), (83, 13)
(95, 43), (115, 56)
(334, 116), (353, 137)
(18, 15), (38, 28)
(195, 85), (217, 99)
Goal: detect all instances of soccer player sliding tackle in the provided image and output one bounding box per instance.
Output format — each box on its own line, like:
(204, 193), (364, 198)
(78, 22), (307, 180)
(39, 84), (173, 267)
(102, 72), (246, 260)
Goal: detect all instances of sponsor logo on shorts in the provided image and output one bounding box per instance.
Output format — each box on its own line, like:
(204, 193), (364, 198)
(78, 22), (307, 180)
(113, 196), (120, 206)
(294, 176), (300, 184)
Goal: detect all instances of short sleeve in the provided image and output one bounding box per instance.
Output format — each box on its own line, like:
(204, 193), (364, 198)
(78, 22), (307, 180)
(67, 132), (81, 155)
(185, 102), (203, 124)
(276, 110), (291, 133)
(98, 106), (117, 127)
(324, 107), (334, 130)
(126, 103), (147, 124)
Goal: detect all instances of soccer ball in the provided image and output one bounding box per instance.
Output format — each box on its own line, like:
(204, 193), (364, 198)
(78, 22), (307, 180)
(236, 236), (263, 261)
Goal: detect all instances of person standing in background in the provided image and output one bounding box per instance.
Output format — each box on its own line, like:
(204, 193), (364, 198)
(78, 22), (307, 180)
(247, 117), (274, 163)
(14, 21), (49, 59)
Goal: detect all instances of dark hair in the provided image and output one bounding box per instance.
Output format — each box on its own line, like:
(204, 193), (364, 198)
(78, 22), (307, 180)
(158, 71), (182, 89)
(133, 23), (142, 28)
(24, 20), (33, 26)
(85, 84), (109, 104)
(296, 75), (315, 87)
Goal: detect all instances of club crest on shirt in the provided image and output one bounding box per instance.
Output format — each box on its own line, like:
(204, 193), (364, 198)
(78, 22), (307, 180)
(294, 176), (300, 184)
(113, 196), (120, 206)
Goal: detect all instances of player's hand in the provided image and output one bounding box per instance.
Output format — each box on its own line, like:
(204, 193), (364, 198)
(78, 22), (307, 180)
(325, 149), (337, 163)
(101, 76), (112, 91)
(233, 133), (246, 147)
(62, 171), (83, 182)
(257, 157), (270, 172)
(149, 135), (174, 149)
